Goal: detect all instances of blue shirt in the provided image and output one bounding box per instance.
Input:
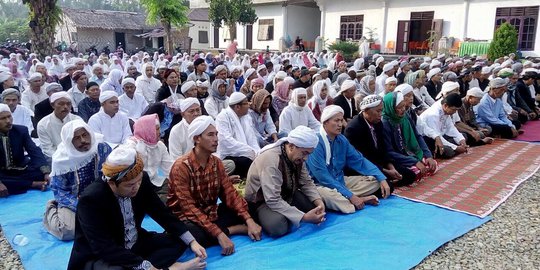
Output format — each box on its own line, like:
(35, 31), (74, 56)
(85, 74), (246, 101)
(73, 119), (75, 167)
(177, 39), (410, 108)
(476, 94), (514, 128)
(50, 143), (112, 211)
(306, 133), (386, 199)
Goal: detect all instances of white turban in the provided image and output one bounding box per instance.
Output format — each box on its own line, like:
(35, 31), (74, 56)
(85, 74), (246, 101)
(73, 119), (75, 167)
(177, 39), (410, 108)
(360, 94), (383, 111)
(339, 79), (356, 94)
(0, 72), (12, 83)
(259, 125), (319, 154)
(395, 92), (405, 106)
(429, 59), (441, 69)
(50, 92), (72, 104)
(427, 68), (441, 80)
(121, 78), (136, 87)
(196, 80), (210, 88)
(320, 104), (344, 124)
(375, 56), (385, 66)
(181, 81), (197, 94)
(64, 63), (76, 72)
(395, 84), (413, 96)
(1, 88), (20, 99)
(382, 63), (394, 72)
(437, 81), (460, 99)
(481, 66), (492, 75)
(46, 83), (63, 93)
(0, 103), (10, 113)
(244, 68), (256, 80)
(180, 97), (200, 112)
(229, 92), (247, 106)
(214, 65), (228, 75)
(99, 90), (118, 103)
(466, 87), (484, 98)
(188, 115), (215, 142)
(27, 72), (42, 82)
(385, 76), (397, 85)
(274, 71), (287, 80)
(257, 65), (267, 73)
(106, 146), (137, 166)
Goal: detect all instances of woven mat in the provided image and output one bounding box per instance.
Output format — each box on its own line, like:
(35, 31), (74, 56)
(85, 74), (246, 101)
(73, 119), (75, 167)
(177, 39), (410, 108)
(515, 120), (540, 142)
(394, 140), (540, 218)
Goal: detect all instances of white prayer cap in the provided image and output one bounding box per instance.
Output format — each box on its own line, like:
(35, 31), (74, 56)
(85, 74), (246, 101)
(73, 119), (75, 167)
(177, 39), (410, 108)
(46, 83), (63, 93)
(385, 76), (397, 85)
(1, 88), (20, 99)
(27, 72), (43, 82)
(419, 63), (429, 70)
(230, 65), (243, 73)
(229, 92), (247, 106)
(181, 81), (197, 94)
(275, 71), (287, 80)
(481, 66), (492, 75)
(99, 90), (118, 103)
(467, 87), (484, 98)
(321, 105), (344, 123)
(489, 78), (508, 88)
(214, 65), (227, 75)
(0, 72), (12, 83)
(360, 94), (383, 111)
(50, 92), (72, 104)
(196, 80), (210, 88)
(180, 97), (200, 112)
(372, 53), (381, 61)
(340, 79), (356, 94)
(423, 56), (432, 63)
(395, 84), (413, 96)
(121, 78), (136, 87)
(382, 63), (394, 72)
(427, 68), (441, 80)
(429, 59), (441, 69)
(188, 115), (215, 142)
(497, 67), (514, 78)
(35, 62), (46, 68)
(92, 64), (102, 72)
(287, 126), (319, 149)
(243, 68), (256, 80)
(375, 56), (385, 66)
(257, 65), (267, 73)
(437, 81), (460, 99)
(0, 103), (10, 113)
(64, 63), (76, 71)
(105, 146), (138, 166)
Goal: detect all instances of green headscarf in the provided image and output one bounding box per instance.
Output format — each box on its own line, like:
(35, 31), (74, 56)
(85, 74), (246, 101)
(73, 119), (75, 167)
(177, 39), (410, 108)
(382, 92), (423, 160)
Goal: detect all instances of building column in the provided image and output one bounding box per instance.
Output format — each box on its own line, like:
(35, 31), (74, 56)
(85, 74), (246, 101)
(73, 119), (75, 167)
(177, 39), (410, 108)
(282, 3), (288, 39)
(463, 0), (470, 40)
(380, 0), (388, 52)
(317, 0), (326, 38)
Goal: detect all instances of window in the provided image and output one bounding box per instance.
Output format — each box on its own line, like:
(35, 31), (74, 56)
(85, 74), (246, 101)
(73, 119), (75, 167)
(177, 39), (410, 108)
(198, 30), (208, 44)
(70, 32), (78, 42)
(257, 19), (274, 41)
(495, 6), (538, 51)
(410, 11), (434, 20)
(339, 15), (363, 41)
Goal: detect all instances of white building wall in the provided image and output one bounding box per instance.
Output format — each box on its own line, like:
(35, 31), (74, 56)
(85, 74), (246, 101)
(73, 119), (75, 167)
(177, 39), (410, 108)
(252, 4), (284, 50)
(190, 21), (212, 51)
(323, 0), (382, 44)
(286, 5), (320, 43)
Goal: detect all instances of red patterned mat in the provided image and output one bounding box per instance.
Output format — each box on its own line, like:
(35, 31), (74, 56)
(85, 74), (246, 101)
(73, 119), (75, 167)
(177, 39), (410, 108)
(515, 120), (540, 142)
(394, 140), (540, 218)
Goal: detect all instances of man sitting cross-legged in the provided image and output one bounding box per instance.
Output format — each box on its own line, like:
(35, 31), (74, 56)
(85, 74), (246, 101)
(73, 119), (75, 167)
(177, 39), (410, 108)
(44, 120), (112, 240)
(245, 126), (326, 237)
(68, 146), (207, 270)
(168, 116), (262, 256)
(306, 105), (391, 214)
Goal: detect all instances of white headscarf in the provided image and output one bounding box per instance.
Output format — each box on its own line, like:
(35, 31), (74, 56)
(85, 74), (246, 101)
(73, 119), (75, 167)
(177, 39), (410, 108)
(319, 105), (344, 165)
(289, 88), (308, 111)
(188, 115), (215, 142)
(51, 120), (104, 176)
(260, 125), (319, 154)
(308, 80), (329, 110)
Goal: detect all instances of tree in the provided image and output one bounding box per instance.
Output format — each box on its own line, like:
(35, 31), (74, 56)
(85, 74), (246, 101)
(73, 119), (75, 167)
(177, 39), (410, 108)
(487, 22), (518, 61)
(141, 0), (189, 55)
(23, 0), (63, 58)
(207, 0), (257, 43)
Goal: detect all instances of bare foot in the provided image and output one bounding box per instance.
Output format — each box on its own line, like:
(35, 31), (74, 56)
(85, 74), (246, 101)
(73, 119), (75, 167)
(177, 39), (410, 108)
(227, 224), (248, 235)
(361, 195), (379, 206)
(518, 129), (525, 135)
(482, 137), (494, 144)
(31, 181), (48, 191)
(169, 257), (207, 270)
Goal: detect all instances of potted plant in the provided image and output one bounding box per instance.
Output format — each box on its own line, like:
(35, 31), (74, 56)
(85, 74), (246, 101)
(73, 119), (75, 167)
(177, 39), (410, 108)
(364, 27), (380, 52)
(328, 40), (359, 62)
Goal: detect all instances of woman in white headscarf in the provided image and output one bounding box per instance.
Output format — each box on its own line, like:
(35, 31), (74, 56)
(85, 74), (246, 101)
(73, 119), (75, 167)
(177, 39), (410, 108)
(278, 88), (321, 135)
(204, 79), (229, 118)
(100, 69), (123, 95)
(355, 75), (376, 108)
(307, 80), (333, 121)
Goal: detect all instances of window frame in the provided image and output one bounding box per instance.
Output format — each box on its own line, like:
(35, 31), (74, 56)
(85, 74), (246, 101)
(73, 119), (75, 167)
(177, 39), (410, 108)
(257, 19), (274, 41)
(495, 6), (538, 51)
(339, 15), (364, 41)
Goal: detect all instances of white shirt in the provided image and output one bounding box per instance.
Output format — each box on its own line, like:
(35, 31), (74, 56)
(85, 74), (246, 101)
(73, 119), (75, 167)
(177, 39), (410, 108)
(11, 105), (34, 134)
(135, 75), (161, 104)
(119, 93), (149, 120)
(67, 85), (88, 113)
(37, 113), (82, 157)
(204, 96), (229, 119)
(215, 107), (260, 160)
(21, 86), (48, 112)
(278, 105), (321, 135)
(413, 86), (436, 107)
(88, 110), (132, 145)
(168, 119), (193, 160)
(375, 73), (388, 95)
(125, 139), (173, 187)
(416, 101), (465, 150)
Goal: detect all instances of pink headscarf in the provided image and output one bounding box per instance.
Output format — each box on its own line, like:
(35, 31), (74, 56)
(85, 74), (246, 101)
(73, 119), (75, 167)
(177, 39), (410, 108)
(273, 81), (291, 102)
(226, 41), (238, 59)
(302, 53), (313, 68)
(133, 114), (159, 146)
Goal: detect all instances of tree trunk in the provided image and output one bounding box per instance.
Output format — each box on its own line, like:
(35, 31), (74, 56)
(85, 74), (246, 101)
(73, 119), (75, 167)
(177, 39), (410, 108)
(163, 20), (174, 55)
(227, 22), (237, 42)
(28, 0), (58, 59)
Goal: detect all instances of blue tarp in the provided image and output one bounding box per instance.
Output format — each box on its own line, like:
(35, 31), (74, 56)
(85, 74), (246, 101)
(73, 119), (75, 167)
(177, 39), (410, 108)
(0, 191), (490, 270)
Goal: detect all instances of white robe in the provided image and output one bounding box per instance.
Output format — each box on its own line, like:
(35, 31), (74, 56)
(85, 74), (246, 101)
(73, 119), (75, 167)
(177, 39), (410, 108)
(88, 110), (132, 145)
(278, 105), (321, 135)
(135, 75), (161, 104)
(67, 85), (88, 113)
(125, 139), (173, 187)
(168, 119), (193, 160)
(11, 105), (34, 134)
(21, 87), (48, 112)
(416, 101), (465, 150)
(215, 107), (260, 160)
(119, 93), (149, 120)
(204, 96), (229, 119)
(37, 113), (82, 157)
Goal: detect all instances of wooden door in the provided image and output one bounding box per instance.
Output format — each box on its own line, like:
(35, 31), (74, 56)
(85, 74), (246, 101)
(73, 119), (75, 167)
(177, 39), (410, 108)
(246, 25), (253, 50)
(213, 27), (219, 48)
(396, 20), (410, 55)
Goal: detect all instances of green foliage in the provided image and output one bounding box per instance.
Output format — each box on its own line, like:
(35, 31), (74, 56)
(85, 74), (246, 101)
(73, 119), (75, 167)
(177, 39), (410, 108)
(140, 0), (189, 27)
(0, 18), (29, 42)
(57, 0), (143, 12)
(488, 22), (518, 61)
(365, 27), (378, 43)
(328, 41), (359, 60)
(206, 0), (257, 28)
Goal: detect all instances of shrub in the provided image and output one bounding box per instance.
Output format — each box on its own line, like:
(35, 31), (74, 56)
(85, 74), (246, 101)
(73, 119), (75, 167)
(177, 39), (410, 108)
(488, 22), (518, 61)
(328, 41), (359, 61)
